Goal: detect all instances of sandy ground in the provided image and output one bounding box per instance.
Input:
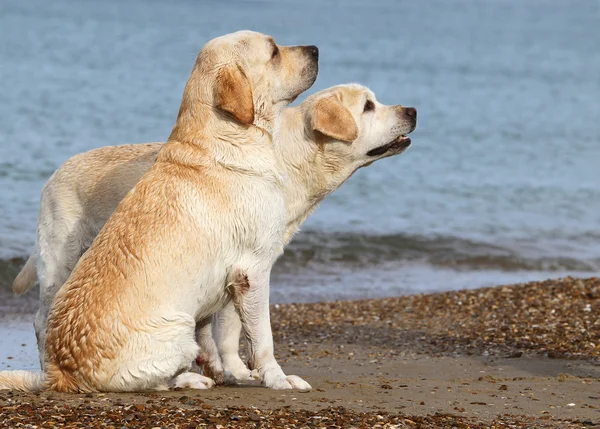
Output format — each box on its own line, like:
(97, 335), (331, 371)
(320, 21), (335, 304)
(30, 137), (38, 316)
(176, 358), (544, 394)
(1, 276), (599, 428)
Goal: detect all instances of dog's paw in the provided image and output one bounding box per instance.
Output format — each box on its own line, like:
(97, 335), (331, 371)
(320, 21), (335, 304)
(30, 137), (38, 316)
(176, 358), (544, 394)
(171, 372), (215, 390)
(222, 370), (244, 385)
(223, 359), (252, 382)
(262, 370), (311, 391)
(211, 370), (225, 385)
(285, 375), (312, 391)
(196, 357), (225, 385)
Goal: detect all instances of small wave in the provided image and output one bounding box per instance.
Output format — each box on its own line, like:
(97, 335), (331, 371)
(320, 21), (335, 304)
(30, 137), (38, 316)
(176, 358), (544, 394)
(1, 232), (599, 294)
(276, 231), (600, 273)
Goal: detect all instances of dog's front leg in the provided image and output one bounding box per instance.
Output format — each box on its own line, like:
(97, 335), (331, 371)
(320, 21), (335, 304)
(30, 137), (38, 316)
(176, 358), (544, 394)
(230, 268), (311, 391)
(194, 317), (225, 385)
(214, 302), (252, 381)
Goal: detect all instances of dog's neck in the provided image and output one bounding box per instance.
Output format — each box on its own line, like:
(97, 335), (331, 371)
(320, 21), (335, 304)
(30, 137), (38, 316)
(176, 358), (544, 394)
(167, 100), (274, 148)
(252, 90), (288, 136)
(162, 89), (285, 182)
(275, 107), (359, 244)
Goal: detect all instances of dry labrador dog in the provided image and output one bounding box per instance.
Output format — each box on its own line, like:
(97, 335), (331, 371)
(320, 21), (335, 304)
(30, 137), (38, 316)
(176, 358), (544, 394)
(0, 30), (319, 392)
(12, 84), (417, 385)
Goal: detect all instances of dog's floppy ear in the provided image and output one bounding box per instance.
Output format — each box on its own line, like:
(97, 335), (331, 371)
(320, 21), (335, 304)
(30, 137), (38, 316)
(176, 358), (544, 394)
(312, 95), (358, 142)
(214, 64), (254, 125)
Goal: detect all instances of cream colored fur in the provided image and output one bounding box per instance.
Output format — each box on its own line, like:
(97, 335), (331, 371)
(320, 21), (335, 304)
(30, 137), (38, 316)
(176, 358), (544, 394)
(0, 30), (319, 392)
(9, 84), (417, 389)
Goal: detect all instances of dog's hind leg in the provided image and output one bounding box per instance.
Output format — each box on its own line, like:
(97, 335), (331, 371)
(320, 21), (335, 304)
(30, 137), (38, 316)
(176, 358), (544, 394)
(35, 193), (94, 369)
(104, 312), (203, 392)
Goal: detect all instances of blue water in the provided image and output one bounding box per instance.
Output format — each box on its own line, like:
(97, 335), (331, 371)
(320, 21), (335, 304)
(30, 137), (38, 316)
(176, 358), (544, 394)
(1, 0), (599, 303)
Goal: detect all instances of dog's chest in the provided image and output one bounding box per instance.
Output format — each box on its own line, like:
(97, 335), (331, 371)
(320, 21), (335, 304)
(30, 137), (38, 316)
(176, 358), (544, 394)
(230, 178), (286, 256)
(180, 186), (285, 320)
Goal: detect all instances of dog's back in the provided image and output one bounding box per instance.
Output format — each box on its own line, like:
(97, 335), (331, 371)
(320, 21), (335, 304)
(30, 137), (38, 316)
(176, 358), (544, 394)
(13, 143), (161, 295)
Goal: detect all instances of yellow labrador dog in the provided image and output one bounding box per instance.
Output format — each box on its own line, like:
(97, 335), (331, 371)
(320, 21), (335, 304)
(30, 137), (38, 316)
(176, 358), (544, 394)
(0, 30), (319, 392)
(11, 84), (417, 385)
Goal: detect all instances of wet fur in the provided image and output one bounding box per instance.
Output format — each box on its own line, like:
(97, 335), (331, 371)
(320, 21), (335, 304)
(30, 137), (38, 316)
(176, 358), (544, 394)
(9, 84), (417, 389)
(1, 30), (318, 392)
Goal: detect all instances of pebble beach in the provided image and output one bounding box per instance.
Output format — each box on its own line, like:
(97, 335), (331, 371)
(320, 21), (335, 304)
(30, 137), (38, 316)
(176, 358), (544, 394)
(1, 277), (599, 428)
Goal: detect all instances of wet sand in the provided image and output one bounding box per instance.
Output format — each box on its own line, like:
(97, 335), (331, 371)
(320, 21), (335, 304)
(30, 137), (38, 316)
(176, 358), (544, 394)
(1, 277), (599, 428)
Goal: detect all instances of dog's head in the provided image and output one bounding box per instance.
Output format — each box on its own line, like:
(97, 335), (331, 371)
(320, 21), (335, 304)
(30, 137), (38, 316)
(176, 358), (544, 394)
(177, 31), (319, 134)
(304, 84), (417, 168)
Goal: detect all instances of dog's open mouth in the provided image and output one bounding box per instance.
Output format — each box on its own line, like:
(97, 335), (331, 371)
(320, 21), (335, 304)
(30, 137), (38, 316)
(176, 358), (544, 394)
(366, 135), (412, 157)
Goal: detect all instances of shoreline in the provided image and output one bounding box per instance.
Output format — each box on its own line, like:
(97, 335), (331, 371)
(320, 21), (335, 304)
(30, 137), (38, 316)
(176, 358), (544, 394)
(1, 276), (599, 427)
(3, 254), (598, 306)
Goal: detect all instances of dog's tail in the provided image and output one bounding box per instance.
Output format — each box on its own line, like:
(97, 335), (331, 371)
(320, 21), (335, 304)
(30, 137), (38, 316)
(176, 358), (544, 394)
(0, 371), (45, 392)
(12, 254), (37, 295)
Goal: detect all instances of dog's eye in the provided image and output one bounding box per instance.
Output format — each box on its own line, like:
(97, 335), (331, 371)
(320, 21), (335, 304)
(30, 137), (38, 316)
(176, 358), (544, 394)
(271, 45), (279, 58)
(363, 100), (375, 112)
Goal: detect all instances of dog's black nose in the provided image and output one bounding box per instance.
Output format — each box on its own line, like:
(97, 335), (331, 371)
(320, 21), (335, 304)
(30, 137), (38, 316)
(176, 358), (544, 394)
(404, 107), (417, 118)
(306, 45), (319, 60)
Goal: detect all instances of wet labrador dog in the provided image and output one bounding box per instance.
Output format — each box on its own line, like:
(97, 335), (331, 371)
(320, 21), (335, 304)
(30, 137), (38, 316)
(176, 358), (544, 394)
(0, 30), (319, 392)
(11, 83), (416, 386)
